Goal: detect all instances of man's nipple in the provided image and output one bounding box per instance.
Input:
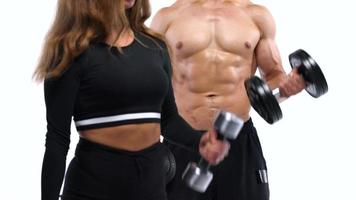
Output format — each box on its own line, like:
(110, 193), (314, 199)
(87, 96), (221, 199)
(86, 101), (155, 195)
(245, 41), (252, 49)
(176, 41), (183, 50)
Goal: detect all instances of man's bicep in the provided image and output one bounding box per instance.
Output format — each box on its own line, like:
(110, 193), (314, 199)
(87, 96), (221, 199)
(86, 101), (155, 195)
(252, 5), (285, 86)
(255, 37), (285, 89)
(255, 38), (283, 76)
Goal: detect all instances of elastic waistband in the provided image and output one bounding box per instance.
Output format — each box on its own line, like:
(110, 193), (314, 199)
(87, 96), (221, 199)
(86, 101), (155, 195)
(76, 137), (162, 156)
(197, 117), (254, 133)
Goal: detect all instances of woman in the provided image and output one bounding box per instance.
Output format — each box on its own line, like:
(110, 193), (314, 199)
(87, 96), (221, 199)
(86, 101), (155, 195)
(33, 0), (229, 200)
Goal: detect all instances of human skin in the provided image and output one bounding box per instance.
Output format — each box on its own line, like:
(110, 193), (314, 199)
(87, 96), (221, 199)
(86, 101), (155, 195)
(151, 0), (305, 130)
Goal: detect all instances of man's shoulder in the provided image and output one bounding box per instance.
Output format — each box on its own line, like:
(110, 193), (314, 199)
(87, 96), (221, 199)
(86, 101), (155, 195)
(246, 3), (276, 36)
(246, 3), (272, 18)
(151, 2), (193, 33)
(154, 1), (190, 19)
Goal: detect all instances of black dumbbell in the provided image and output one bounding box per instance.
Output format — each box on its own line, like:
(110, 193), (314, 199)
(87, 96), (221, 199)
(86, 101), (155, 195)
(163, 146), (176, 184)
(244, 49), (328, 124)
(182, 111), (244, 193)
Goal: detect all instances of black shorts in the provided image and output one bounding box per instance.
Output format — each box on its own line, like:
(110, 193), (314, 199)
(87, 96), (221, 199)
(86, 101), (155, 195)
(165, 118), (269, 200)
(61, 138), (169, 200)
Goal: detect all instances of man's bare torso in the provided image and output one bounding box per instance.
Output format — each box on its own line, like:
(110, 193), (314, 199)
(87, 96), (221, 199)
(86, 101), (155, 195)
(161, 1), (268, 130)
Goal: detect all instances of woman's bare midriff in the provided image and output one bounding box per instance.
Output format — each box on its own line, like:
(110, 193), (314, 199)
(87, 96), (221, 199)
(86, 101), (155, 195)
(79, 123), (161, 151)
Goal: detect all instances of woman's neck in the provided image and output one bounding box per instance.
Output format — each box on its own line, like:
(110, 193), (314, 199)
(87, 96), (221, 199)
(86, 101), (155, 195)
(106, 28), (135, 47)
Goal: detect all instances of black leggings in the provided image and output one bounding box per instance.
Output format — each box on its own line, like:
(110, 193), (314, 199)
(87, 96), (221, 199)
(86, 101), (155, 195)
(61, 138), (169, 200)
(165, 118), (269, 200)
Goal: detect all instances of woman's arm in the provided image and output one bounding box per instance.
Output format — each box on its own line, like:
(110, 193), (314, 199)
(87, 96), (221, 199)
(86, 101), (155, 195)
(41, 61), (81, 200)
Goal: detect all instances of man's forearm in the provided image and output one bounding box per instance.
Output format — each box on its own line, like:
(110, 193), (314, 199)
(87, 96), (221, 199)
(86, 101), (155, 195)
(262, 69), (286, 90)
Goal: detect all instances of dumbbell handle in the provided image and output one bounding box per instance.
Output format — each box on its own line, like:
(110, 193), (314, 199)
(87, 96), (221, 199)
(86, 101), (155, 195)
(198, 158), (211, 172)
(273, 89), (289, 103)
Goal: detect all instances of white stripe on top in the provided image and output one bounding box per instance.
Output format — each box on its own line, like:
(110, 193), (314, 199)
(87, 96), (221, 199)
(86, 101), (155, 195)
(75, 112), (161, 127)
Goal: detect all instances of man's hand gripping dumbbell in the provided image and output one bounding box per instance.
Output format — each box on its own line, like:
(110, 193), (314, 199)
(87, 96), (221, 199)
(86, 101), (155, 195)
(245, 49), (328, 124)
(182, 111), (244, 193)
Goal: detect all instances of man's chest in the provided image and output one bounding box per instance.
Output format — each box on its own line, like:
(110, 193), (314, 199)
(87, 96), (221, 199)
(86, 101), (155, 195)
(165, 6), (261, 55)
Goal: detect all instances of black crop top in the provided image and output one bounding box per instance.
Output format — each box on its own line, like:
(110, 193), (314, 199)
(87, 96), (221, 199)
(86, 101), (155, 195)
(41, 32), (203, 200)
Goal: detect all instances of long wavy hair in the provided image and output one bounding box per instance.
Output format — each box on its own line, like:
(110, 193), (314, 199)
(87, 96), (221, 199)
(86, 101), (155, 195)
(33, 0), (162, 81)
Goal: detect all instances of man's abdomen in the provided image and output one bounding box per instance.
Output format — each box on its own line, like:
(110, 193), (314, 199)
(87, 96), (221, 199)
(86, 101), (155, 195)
(173, 80), (252, 130)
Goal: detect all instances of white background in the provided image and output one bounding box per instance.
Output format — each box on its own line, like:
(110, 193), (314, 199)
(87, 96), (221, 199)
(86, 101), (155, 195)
(0, 0), (355, 199)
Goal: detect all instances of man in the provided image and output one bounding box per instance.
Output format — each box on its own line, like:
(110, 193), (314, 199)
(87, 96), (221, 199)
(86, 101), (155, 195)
(151, 0), (305, 199)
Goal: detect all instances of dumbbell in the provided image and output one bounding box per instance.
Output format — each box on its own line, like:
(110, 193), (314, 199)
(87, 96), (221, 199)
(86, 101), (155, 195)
(182, 111), (244, 193)
(244, 49), (328, 124)
(163, 146), (176, 184)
